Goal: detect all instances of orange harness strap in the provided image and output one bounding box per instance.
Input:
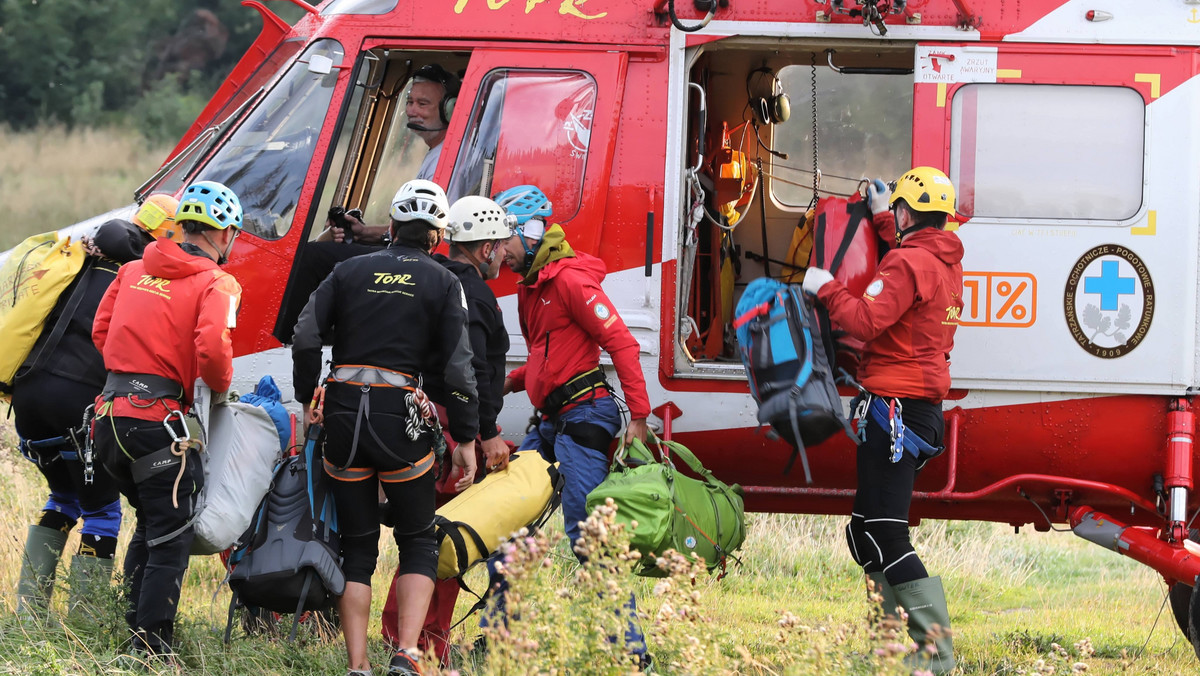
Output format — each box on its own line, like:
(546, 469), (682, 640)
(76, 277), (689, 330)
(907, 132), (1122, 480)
(322, 451), (436, 484)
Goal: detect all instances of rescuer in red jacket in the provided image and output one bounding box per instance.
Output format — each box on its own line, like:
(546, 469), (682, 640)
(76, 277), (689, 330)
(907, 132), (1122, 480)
(92, 180), (244, 663)
(803, 166), (963, 674)
(489, 184), (650, 666)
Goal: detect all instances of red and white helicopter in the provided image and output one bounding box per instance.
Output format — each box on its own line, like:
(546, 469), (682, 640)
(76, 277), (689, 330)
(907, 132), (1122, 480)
(61, 0), (1200, 653)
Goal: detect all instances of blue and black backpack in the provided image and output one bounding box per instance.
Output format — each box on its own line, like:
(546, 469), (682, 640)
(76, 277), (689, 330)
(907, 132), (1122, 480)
(223, 423), (344, 642)
(734, 278), (853, 483)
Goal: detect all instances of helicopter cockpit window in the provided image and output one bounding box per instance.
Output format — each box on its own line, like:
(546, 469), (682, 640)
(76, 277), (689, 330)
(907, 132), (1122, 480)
(772, 65), (913, 207)
(320, 0), (399, 16)
(448, 69), (597, 221)
(193, 39), (345, 241)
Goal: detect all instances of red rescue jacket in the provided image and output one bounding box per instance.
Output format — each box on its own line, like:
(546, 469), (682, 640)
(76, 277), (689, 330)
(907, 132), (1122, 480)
(93, 239), (242, 420)
(817, 219), (964, 402)
(507, 226), (651, 419)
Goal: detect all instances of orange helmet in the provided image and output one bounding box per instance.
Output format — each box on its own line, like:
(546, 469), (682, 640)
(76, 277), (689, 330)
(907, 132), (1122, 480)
(133, 194), (183, 242)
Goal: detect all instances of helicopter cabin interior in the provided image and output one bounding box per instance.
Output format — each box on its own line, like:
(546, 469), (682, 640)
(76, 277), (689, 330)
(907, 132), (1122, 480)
(673, 38), (917, 380)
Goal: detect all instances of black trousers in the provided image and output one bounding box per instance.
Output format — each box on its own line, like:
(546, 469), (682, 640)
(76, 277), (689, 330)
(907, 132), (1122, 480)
(322, 383), (438, 584)
(847, 397), (944, 586)
(12, 370), (120, 541)
(95, 415), (203, 653)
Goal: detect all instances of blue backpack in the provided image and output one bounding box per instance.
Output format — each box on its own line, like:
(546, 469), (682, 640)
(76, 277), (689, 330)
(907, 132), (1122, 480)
(734, 278), (852, 483)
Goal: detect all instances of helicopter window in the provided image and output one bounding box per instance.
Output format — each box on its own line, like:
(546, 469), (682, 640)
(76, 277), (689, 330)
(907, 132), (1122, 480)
(191, 39), (346, 241)
(149, 38), (306, 199)
(447, 69), (597, 221)
(320, 0), (399, 15)
(772, 65), (913, 207)
(950, 84), (1144, 221)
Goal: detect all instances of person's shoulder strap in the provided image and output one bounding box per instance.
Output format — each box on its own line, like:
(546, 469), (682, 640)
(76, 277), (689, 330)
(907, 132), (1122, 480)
(17, 257), (97, 380)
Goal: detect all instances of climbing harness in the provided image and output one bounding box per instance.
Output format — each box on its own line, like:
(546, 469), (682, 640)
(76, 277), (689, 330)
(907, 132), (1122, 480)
(851, 392), (939, 463)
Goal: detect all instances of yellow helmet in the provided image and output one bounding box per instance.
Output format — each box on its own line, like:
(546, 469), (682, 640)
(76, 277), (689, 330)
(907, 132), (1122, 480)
(133, 194), (184, 242)
(889, 166), (956, 216)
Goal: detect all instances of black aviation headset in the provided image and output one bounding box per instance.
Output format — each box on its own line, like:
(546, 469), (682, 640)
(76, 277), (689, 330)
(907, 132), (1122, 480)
(748, 67), (791, 126)
(408, 63), (461, 131)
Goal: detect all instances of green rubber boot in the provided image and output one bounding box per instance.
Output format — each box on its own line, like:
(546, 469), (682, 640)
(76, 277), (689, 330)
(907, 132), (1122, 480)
(867, 572), (900, 620)
(17, 525), (68, 621)
(67, 554), (115, 623)
(893, 575), (956, 675)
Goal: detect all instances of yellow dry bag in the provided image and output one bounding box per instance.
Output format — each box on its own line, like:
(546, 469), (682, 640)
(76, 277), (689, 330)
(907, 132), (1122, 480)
(0, 232), (86, 395)
(434, 450), (562, 579)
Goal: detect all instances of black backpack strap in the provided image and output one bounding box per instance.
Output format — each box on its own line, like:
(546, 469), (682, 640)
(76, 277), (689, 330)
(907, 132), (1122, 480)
(288, 571), (315, 643)
(224, 588), (239, 644)
(828, 200), (871, 277)
(17, 258), (95, 381)
(436, 516), (490, 576)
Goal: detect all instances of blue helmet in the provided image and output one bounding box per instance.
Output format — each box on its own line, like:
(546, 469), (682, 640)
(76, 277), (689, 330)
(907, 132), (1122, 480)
(493, 185), (552, 228)
(176, 180), (243, 230)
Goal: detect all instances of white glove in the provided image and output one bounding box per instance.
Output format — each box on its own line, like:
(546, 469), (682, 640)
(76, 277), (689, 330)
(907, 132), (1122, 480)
(802, 267), (835, 296)
(866, 178), (891, 216)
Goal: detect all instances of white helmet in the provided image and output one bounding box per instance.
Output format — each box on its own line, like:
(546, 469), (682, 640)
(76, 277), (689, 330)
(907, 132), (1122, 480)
(446, 196), (511, 243)
(389, 179), (449, 229)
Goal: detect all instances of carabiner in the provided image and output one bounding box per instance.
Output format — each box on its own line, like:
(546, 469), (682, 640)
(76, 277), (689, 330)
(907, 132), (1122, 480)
(888, 399), (905, 463)
(163, 410), (189, 444)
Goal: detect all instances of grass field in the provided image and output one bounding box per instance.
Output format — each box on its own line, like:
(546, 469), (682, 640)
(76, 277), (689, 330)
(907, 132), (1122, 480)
(0, 126), (173, 249)
(0, 127), (1197, 674)
(0, 437), (1196, 675)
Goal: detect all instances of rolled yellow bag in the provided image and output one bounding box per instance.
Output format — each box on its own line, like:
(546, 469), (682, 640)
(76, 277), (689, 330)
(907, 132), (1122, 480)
(0, 233), (85, 395)
(435, 450), (561, 579)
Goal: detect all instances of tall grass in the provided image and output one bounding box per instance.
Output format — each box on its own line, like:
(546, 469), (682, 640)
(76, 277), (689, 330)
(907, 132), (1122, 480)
(0, 429), (1195, 674)
(0, 126), (173, 249)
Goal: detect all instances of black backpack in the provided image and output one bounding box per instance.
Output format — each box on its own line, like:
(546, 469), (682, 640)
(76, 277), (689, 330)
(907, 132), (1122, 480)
(734, 278), (854, 484)
(224, 423), (345, 642)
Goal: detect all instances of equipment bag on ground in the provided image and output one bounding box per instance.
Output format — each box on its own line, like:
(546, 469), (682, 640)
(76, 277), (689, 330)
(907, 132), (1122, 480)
(224, 423), (344, 642)
(434, 450), (562, 579)
(586, 434), (746, 577)
(0, 232), (85, 396)
(733, 277), (853, 483)
(190, 377), (288, 554)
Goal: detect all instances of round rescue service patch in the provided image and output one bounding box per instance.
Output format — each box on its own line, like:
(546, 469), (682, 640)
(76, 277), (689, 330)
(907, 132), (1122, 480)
(1063, 244), (1154, 359)
(594, 303), (611, 320)
(866, 279), (884, 297)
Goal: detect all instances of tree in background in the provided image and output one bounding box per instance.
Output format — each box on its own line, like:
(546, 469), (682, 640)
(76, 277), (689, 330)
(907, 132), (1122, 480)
(0, 0), (306, 137)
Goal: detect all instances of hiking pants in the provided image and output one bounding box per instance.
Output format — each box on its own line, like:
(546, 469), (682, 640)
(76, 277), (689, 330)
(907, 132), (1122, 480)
(485, 395), (647, 658)
(846, 397), (944, 587)
(522, 395), (621, 549)
(12, 370), (121, 546)
(95, 415), (202, 653)
(322, 383), (439, 585)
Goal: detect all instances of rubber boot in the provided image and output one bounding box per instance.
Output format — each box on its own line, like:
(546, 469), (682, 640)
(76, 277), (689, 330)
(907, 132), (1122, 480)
(67, 555), (114, 623)
(893, 575), (955, 675)
(867, 572), (900, 620)
(17, 525), (68, 621)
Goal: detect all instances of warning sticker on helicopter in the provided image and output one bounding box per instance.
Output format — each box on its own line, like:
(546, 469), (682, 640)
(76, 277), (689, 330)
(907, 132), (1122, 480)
(915, 46), (997, 84)
(1063, 244), (1155, 359)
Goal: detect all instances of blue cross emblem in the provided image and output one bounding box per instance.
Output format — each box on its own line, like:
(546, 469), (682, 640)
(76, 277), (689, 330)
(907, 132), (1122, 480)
(1083, 260), (1135, 311)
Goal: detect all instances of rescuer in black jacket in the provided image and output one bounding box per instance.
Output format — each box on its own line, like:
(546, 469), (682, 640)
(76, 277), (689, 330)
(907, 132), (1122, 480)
(291, 179), (478, 676)
(433, 195), (512, 470)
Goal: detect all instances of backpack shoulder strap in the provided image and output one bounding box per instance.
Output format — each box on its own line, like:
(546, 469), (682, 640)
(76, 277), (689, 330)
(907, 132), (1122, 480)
(17, 257), (96, 381)
(828, 200), (871, 277)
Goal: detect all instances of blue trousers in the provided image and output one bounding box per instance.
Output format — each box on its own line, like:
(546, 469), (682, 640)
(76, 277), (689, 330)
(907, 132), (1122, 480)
(485, 395), (645, 655)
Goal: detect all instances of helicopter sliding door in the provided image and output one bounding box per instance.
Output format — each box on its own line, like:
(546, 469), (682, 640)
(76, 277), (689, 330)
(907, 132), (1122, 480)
(914, 43), (1200, 394)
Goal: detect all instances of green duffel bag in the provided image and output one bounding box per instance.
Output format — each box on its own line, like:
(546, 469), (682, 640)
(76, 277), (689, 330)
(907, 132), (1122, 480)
(587, 434), (745, 577)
